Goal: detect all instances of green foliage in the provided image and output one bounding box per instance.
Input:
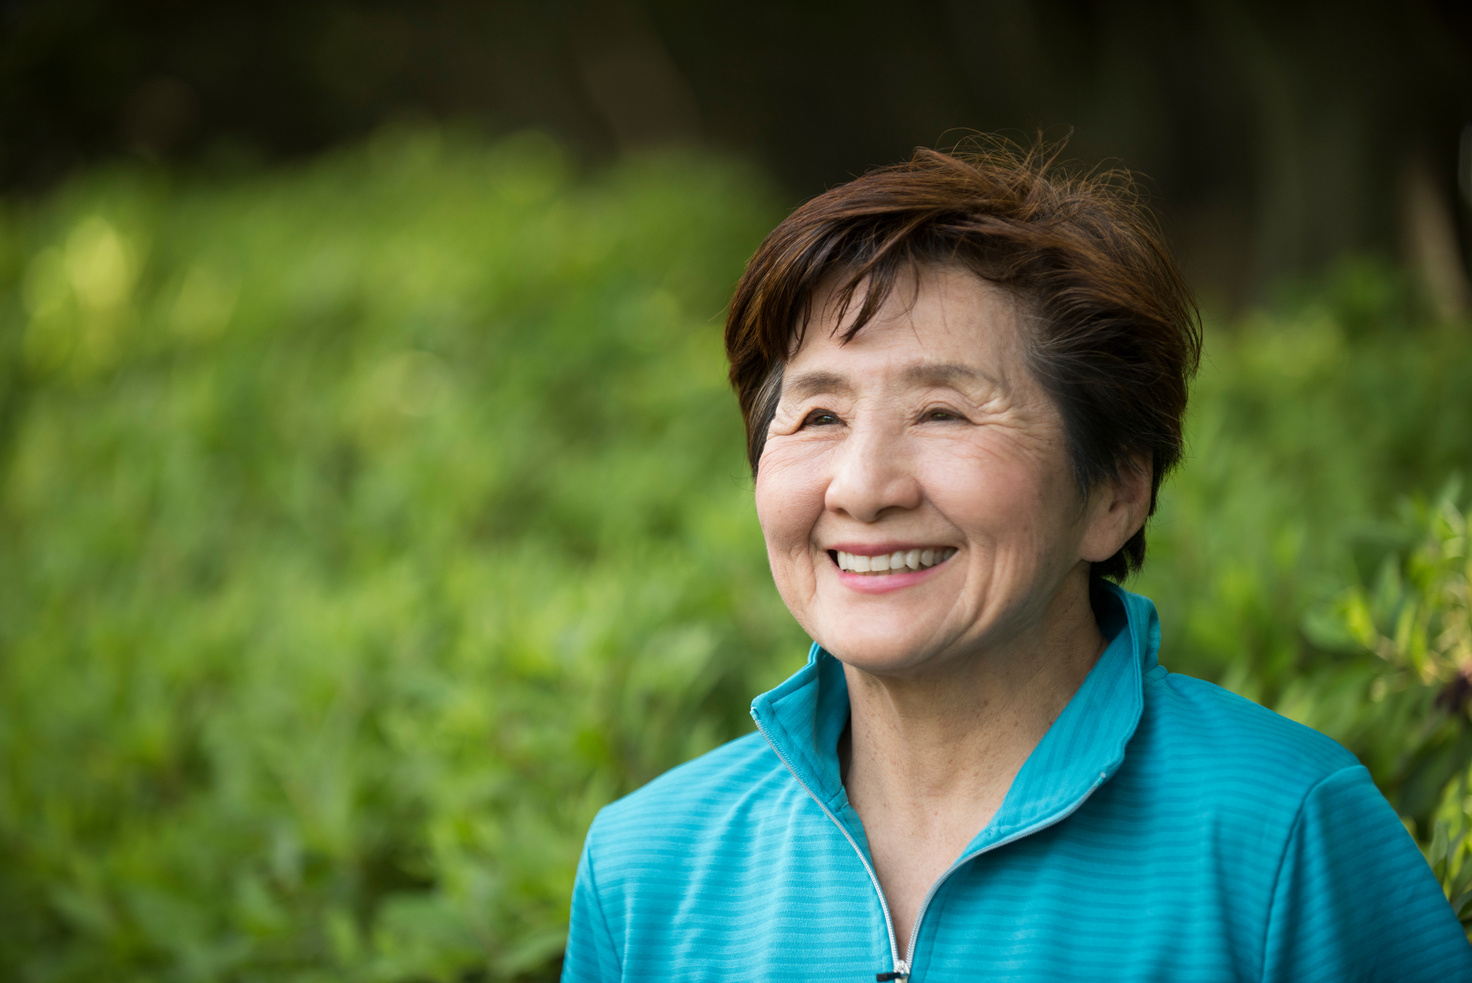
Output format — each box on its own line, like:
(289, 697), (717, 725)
(1139, 269), (1472, 698)
(0, 128), (803, 982)
(1316, 485), (1471, 688)
(1, 130), (1469, 979)
(1304, 486), (1472, 927)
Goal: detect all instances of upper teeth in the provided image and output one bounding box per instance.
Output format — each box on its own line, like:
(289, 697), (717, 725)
(835, 547), (956, 573)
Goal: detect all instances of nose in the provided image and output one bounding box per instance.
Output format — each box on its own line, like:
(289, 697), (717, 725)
(823, 419), (923, 522)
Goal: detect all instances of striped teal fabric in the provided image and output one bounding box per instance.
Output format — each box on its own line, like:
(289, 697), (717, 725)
(563, 585), (1472, 981)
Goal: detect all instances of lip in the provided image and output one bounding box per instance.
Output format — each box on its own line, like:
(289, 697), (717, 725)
(824, 543), (956, 595)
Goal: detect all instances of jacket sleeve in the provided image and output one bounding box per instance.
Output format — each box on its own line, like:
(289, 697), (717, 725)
(561, 833), (622, 983)
(1261, 764), (1472, 982)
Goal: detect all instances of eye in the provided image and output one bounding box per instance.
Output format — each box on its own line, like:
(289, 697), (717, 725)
(922, 407), (962, 422)
(803, 408), (840, 427)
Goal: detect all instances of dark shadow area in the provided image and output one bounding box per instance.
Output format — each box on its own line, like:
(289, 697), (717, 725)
(2, 0), (1470, 305)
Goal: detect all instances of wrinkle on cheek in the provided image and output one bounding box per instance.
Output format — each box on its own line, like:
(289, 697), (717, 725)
(975, 543), (1051, 628)
(757, 436), (837, 483)
(924, 434), (1048, 487)
(754, 442), (829, 611)
(981, 400), (1064, 446)
(755, 456), (822, 535)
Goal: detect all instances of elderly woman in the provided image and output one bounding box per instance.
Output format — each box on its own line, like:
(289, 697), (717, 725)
(561, 144), (1471, 981)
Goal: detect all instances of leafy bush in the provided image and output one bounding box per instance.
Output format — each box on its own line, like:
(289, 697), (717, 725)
(1, 131), (1469, 979)
(0, 128), (802, 982)
(1303, 485), (1472, 927)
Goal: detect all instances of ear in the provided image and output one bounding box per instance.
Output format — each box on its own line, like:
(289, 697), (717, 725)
(1078, 455), (1152, 563)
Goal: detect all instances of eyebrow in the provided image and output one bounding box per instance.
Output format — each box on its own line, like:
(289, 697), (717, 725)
(901, 362), (996, 388)
(781, 362), (998, 401)
(780, 370), (851, 402)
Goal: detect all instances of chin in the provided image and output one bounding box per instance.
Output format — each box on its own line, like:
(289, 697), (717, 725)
(815, 628), (947, 677)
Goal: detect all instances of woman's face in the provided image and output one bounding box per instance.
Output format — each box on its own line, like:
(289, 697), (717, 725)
(754, 266), (1129, 676)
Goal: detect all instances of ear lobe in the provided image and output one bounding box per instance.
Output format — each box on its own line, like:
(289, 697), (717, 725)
(1079, 457), (1152, 563)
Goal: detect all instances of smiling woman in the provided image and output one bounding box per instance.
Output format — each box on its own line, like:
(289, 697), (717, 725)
(755, 270), (1126, 684)
(561, 142), (1472, 982)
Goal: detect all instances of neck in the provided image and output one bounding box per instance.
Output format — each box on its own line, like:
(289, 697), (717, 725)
(841, 571), (1105, 815)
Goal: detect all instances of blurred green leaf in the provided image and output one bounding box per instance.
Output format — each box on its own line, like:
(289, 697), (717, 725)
(0, 127), (799, 982)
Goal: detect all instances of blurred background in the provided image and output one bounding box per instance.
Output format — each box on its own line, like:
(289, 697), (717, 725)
(1, 1), (1470, 979)
(7, 0), (1472, 308)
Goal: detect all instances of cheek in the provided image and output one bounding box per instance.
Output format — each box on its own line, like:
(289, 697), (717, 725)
(753, 445), (827, 556)
(919, 435), (1077, 546)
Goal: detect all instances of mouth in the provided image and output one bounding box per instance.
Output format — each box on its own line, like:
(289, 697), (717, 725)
(829, 547), (957, 575)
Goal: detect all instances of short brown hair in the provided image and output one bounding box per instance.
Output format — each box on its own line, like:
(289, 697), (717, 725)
(724, 139), (1201, 582)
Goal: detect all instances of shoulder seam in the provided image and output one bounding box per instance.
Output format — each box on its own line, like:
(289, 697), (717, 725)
(1257, 763), (1368, 982)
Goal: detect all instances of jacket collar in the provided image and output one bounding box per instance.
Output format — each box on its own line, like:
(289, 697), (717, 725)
(749, 583), (1159, 855)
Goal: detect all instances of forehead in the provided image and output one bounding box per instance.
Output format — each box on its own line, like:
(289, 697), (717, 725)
(785, 265), (1028, 381)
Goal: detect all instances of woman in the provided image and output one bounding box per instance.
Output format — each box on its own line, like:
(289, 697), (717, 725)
(561, 143), (1472, 981)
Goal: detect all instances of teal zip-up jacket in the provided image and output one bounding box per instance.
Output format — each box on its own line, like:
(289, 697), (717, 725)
(563, 586), (1472, 981)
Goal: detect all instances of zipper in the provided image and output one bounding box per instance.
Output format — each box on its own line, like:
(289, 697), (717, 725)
(756, 703), (1111, 981)
(752, 707), (909, 979)
(900, 769), (1110, 970)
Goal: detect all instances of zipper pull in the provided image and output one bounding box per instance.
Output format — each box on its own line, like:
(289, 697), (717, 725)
(875, 961), (910, 981)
